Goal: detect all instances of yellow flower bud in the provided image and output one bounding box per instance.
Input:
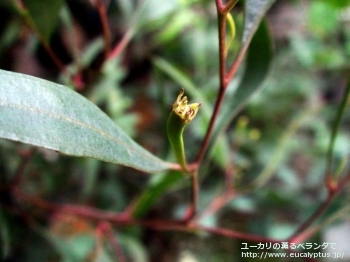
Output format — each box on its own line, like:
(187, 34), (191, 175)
(172, 88), (201, 124)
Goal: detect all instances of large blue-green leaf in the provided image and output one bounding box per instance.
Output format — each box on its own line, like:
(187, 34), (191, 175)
(0, 70), (174, 173)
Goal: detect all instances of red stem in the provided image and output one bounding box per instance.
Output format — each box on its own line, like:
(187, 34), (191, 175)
(182, 171), (199, 221)
(222, 0), (239, 14)
(225, 41), (249, 85)
(194, 10), (228, 165)
(194, 3), (240, 166)
(288, 188), (338, 242)
(191, 0), (240, 221)
(288, 165), (350, 242)
(215, 0), (224, 11)
(195, 88), (226, 165)
(13, 188), (277, 243)
(13, 188), (129, 222)
(338, 172), (350, 190)
(108, 29), (134, 60)
(199, 224), (279, 243)
(42, 42), (66, 72)
(15, 1), (67, 75)
(196, 191), (235, 220)
(100, 222), (128, 262)
(10, 148), (36, 190)
(94, 0), (112, 59)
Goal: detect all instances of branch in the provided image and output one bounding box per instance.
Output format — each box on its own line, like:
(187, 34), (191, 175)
(13, 1), (66, 71)
(99, 222), (128, 262)
(13, 189), (129, 223)
(196, 191), (235, 220)
(225, 42), (249, 85)
(182, 171), (199, 221)
(287, 188), (337, 242)
(215, 0), (224, 12)
(222, 0), (239, 14)
(196, 94), (226, 166)
(14, 188), (280, 244)
(11, 148), (36, 190)
(94, 0), (112, 59)
(326, 80), (350, 185)
(194, 2), (241, 165)
(108, 28), (134, 60)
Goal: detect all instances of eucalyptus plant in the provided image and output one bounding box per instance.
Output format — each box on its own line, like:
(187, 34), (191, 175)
(0, 0), (350, 261)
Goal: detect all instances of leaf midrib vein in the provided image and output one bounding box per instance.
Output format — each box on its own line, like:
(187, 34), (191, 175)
(0, 100), (165, 166)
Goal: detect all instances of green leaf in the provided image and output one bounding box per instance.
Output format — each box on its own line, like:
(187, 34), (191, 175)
(0, 70), (174, 173)
(225, 21), (273, 118)
(326, 78), (350, 178)
(23, 0), (65, 42)
(131, 171), (184, 218)
(242, 0), (274, 47)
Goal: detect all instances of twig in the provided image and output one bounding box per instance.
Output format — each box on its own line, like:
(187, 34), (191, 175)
(288, 189), (337, 242)
(217, 13), (227, 88)
(194, 2), (241, 166)
(99, 222), (128, 262)
(196, 160), (236, 219)
(183, 171), (199, 221)
(222, 0), (239, 14)
(326, 80), (350, 185)
(14, 188), (280, 244)
(196, 191), (235, 221)
(191, 0), (241, 225)
(289, 80), (350, 242)
(11, 148), (36, 190)
(13, 1), (66, 71)
(215, 0), (225, 12)
(107, 0), (148, 60)
(224, 156), (236, 192)
(41, 42), (67, 72)
(94, 0), (112, 59)
(195, 85), (226, 166)
(108, 28), (135, 60)
(225, 43), (249, 85)
(198, 224), (279, 243)
(338, 172), (350, 190)
(13, 189), (129, 223)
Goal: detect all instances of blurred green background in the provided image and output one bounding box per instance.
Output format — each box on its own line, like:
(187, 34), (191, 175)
(1, 0), (350, 261)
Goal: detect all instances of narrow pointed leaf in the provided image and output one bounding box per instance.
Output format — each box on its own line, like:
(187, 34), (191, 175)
(226, 0), (274, 80)
(242, 0), (274, 47)
(0, 70), (173, 173)
(23, 0), (65, 42)
(225, 21), (273, 119)
(326, 78), (350, 177)
(131, 171), (184, 218)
